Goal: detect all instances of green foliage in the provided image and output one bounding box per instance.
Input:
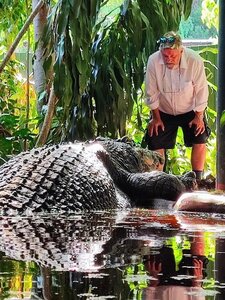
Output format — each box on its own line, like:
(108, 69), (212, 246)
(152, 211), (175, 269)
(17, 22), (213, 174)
(0, 61), (37, 164)
(90, 0), (153, 138)
(179, 0), (218, 39)
(220, 110), (225, 128)
(42, 0), (102, 142)
(201, 0), (218, 32)
(123, 263), (148, 298)
(166, 132), (192, 175)
(41, 0), (193, 142)
(0, 0), (33, 47)
(0, 0), (38, 163)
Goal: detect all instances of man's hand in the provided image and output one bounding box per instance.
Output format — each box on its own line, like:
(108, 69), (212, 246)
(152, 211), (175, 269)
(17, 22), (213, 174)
(148, 118), (165, 137)
(192, 258), (203, 287)
(145, 260), (162, 287)
(189, 115), (205, 136)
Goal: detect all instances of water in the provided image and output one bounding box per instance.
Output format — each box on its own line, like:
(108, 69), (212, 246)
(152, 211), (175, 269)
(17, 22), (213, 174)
(0, 208), (225, 299)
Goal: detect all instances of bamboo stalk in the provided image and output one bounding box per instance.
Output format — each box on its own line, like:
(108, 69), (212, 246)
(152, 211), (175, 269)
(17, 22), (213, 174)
(24, 0), (31, 151)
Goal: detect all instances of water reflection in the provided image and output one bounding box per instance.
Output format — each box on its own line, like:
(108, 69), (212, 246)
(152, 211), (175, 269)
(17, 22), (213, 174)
(0, 209), (225, 299)
(142, 234), (208, 299)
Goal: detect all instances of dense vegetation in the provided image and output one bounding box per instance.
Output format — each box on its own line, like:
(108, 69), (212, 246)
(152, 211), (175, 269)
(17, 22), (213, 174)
(179, 0), (217, 38)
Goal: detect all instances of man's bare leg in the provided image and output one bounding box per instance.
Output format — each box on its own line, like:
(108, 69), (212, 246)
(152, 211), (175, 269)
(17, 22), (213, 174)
(191, 144), (206, 179)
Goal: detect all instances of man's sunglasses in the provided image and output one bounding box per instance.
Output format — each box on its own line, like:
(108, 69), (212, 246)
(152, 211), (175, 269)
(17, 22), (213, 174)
(157, 37), (176, 44)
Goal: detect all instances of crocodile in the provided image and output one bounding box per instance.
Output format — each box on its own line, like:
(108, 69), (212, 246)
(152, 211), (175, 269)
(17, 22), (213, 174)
(0, 138), (197, 215)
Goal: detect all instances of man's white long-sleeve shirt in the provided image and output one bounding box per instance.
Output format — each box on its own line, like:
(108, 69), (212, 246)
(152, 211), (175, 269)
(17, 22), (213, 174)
(145, 47), (209, 115)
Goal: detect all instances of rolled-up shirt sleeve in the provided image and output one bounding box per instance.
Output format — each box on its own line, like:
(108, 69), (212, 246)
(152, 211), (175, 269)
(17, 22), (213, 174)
(193, 57), (209, 112)
(145, 56), (160, 110)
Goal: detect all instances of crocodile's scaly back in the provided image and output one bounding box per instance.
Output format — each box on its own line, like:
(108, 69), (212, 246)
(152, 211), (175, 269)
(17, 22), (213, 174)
(0, 143), (130, 215)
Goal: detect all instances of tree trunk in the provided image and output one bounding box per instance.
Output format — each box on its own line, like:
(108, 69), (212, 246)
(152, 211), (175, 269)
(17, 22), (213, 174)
(32, 0), (49, 114)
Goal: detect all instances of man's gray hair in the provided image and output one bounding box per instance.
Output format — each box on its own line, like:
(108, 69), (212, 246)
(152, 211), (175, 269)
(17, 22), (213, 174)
(159, 31), (182, 49)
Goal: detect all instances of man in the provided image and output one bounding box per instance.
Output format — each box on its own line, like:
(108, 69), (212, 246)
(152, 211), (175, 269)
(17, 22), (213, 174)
(145, 31), (210, 180)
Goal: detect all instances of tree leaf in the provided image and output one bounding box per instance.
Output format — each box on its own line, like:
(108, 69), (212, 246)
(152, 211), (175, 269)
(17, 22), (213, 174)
(220, 110), (225, 128)
(184, 0), (194, 20)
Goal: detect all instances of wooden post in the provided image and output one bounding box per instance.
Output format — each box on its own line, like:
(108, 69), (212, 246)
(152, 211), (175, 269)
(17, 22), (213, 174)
(216, 2), (225, 190)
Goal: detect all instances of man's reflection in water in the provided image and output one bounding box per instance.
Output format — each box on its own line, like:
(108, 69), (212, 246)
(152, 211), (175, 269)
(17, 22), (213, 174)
(215, 237), (225, 300)
(142, 233), (208, 299)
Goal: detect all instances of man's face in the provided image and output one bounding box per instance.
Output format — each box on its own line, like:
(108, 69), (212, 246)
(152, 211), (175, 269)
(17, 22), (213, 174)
(161, 48), (183, 69)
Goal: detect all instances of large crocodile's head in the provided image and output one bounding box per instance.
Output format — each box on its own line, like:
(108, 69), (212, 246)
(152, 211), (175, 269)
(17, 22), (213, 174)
(95, 137), (164, 174)
(135, 148), (164, 172)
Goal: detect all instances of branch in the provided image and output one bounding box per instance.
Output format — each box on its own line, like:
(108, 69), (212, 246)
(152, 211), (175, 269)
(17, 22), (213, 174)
(0, 0), (44, 73)
(35, 86), (57, 147)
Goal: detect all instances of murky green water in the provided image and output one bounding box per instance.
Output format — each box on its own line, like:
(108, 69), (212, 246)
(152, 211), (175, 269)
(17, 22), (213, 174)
(0, 209), (225, 299)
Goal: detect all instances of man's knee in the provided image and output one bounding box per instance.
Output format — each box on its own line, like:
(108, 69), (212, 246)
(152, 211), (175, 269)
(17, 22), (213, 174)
(192, 143), (206, 151)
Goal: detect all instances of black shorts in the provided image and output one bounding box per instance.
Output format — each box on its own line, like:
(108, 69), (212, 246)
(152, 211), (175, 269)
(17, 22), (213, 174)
(145, 110), (210, 150)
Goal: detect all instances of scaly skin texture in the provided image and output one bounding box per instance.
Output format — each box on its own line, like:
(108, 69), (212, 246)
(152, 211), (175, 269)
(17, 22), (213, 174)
(0, 211), (177, 271)
(0, 138), (196, 215)
(97, 148), (195, 205)
(0, 142), (124, 215)
(0, 214), (117, 271)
